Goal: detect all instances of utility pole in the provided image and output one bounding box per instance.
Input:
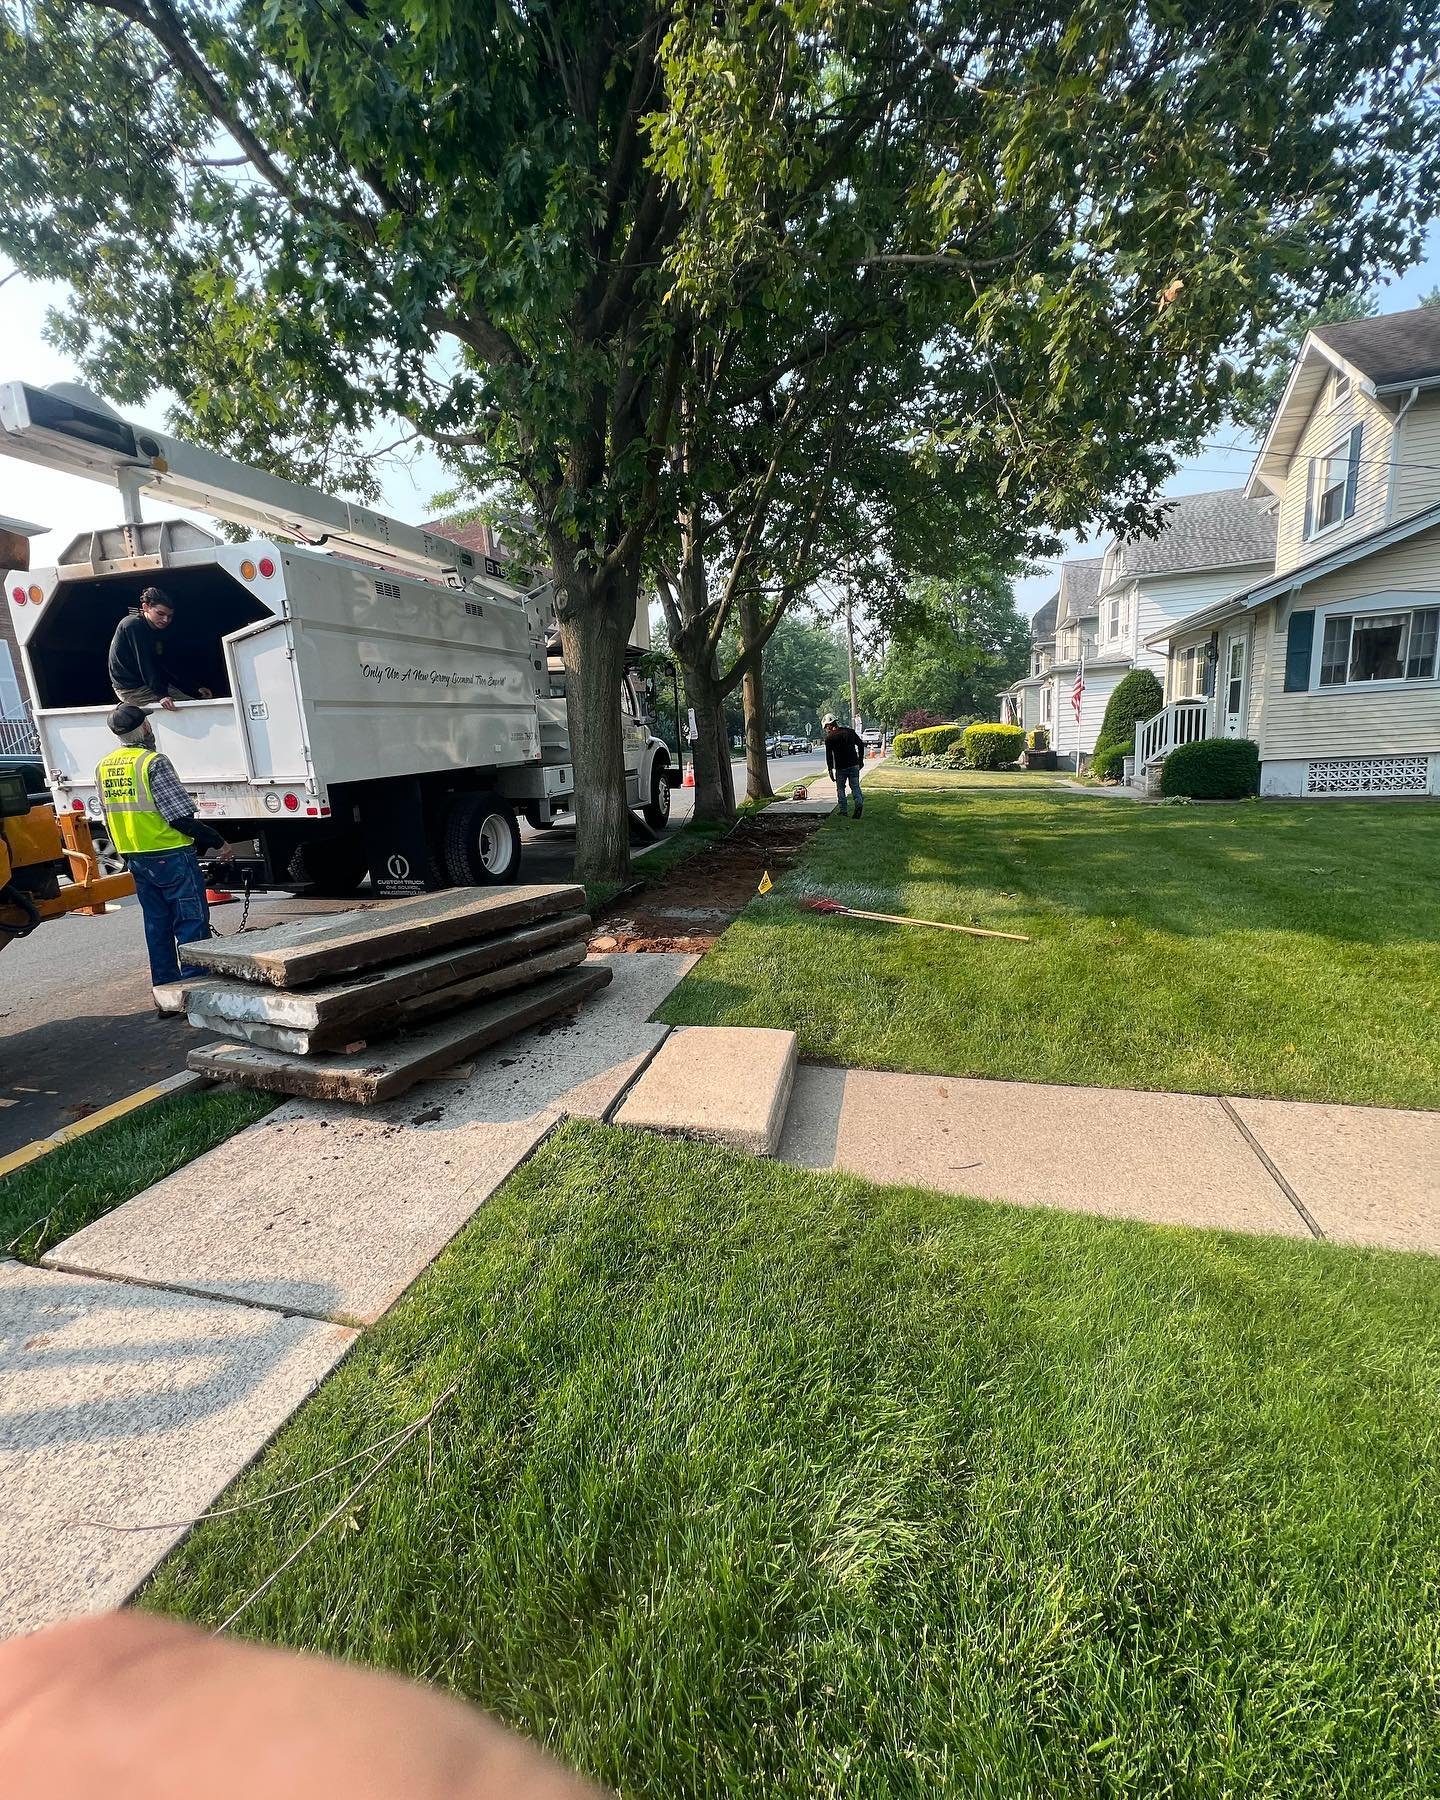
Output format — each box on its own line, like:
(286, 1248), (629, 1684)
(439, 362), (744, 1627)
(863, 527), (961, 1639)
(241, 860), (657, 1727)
(845, 591), (860, 728)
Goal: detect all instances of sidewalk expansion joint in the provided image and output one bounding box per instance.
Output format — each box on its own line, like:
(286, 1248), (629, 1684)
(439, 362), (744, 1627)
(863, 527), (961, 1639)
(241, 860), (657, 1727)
(36, 1257), (359, 1327)
(1217, 1097), (1324, 1240)
(601, 1024), (674, 1125)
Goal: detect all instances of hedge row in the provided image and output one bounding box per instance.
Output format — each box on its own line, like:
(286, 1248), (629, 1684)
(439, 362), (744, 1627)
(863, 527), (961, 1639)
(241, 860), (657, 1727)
(894, 723), (965, 760)
(962, 722), (1025, 770)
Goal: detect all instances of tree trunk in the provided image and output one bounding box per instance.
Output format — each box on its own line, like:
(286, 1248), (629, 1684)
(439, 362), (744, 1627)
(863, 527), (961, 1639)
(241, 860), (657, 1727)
(556, 573), (634, 886)
(682, 660), (735, 822)
(738, 595), (773, 801)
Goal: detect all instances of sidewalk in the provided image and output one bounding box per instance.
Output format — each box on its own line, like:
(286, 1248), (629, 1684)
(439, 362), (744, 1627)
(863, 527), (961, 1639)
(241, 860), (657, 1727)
(779, 1065), (1440, 1253)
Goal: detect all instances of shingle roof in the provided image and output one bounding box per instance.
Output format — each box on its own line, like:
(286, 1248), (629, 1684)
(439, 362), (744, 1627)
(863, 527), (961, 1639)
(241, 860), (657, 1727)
(1312, 305), (1440, 390)
(1110, 489), (1276, 582)
(1029, 593), (1058, 640)
(1056, 556), (1103, 621)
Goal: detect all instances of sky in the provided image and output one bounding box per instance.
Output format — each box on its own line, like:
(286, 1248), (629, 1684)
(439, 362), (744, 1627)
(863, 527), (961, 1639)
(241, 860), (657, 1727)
(4, 224), (1440, 608)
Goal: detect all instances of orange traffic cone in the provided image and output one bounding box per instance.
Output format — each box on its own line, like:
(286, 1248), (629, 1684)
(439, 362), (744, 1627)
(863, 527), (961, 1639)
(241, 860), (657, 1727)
(206, 887), (236, 904)
(682, 764), (695, 788)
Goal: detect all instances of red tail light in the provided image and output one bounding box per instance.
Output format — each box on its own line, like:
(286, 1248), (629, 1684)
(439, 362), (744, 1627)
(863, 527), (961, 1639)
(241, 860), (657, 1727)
(11, 587), (25, 604)
(283, 793), (300, 811)
(258, 557), (276, 578)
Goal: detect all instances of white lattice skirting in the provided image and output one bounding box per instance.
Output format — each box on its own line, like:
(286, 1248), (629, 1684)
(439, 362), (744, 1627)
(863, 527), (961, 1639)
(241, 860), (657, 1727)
(1305, 755), (1431, 796)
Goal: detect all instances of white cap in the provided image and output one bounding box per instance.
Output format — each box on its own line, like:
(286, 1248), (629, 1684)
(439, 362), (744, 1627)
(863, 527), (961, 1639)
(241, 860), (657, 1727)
(822, 713), (837, 726)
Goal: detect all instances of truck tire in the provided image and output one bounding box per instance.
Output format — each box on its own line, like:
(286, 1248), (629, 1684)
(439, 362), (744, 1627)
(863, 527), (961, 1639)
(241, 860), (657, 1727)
(642, 755), (671, 828)
(286, 832), (369, 896)
(442, 791), (522, 885)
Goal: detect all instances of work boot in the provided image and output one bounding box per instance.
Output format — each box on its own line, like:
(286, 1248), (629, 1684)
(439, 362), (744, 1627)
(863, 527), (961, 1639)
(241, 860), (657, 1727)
(853, 806), (863, 819)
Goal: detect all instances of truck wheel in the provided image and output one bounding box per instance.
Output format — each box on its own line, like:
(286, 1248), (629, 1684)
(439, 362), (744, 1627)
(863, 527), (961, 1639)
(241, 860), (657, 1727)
(442, 791), (522, 885)
(287, 832), (369, 896)
(642, 756), (671, 828)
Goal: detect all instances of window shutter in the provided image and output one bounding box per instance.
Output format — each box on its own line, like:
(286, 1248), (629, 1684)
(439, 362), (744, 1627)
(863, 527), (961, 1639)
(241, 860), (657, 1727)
(1343, 424), (1362, 519)
(1284, 609), (1315, 691)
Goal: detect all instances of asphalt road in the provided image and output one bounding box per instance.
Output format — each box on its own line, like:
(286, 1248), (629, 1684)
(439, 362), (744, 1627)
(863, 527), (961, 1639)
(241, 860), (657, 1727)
(0, 751), (831, 1158)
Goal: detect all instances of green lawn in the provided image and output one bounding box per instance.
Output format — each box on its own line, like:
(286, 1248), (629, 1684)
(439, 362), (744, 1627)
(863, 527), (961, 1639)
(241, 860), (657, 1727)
(0, 1086), (274, 1260)
(146, 1120), (1440, 1796)
(660, 779), (1440, 1108)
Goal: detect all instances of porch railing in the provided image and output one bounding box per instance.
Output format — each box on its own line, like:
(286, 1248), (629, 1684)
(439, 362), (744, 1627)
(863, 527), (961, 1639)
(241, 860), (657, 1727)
(0, 710), (39, 755)
(1135, 699), (1209, 769)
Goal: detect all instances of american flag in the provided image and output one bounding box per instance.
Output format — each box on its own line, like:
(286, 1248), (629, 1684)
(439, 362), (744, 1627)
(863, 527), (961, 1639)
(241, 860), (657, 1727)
(1071, 653), (1085, 725)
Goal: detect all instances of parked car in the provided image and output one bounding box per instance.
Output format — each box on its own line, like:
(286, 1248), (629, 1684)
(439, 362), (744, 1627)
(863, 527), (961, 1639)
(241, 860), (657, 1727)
(862, 727), (884, 749)
(765, 735), (788, 756)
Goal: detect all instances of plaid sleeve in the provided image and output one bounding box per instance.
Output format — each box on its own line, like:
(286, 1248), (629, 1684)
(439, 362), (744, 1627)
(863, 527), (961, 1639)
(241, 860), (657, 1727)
(146, 753), (196, 826)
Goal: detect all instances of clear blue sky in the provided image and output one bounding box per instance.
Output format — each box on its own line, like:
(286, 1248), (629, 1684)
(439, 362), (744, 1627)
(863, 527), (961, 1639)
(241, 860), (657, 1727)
(1011, 223), (1440, 618)
(4, 226), (1439, 591)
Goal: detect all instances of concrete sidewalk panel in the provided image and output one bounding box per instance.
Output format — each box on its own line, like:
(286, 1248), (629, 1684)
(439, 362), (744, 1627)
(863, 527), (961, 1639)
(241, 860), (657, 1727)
(187, 965), (612, 1101)
(0, 1261), (355, 1638)
(779, 1067), (1308, 1238)
(1231, 1097), (1440, 1253)
(766, 798), (836, 816)
(44, 956), (694, 1324)
(189, 884), (585, 987)
(47, 1110), (553, 1325)
(616, 1025), (797, 1155)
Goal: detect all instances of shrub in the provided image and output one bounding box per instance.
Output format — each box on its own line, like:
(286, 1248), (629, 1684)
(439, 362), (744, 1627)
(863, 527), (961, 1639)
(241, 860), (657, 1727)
(897, 708), (945, 735)
(892, 731), (922, 759)
(1160, 738), (1260, 799)
(1095, 668), (1164, 756)
(962, 722), (1025, 770)
(915, 723), (965, 758)
(1090, 738), (1133, 782)
(1027, 727), (1049, 750)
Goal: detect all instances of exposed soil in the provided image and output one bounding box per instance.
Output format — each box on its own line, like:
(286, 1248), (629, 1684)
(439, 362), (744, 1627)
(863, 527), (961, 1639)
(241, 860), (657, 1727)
(592, 814), (821, 953)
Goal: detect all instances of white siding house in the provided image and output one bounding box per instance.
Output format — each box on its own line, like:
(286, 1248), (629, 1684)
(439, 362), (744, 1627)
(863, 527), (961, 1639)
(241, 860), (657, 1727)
(1143, 306), (1440, 797)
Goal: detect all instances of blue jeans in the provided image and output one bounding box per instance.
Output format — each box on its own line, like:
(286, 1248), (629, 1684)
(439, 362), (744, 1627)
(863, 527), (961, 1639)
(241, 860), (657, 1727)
(127, 847), (211, 987)
(835, 765), (863, 814)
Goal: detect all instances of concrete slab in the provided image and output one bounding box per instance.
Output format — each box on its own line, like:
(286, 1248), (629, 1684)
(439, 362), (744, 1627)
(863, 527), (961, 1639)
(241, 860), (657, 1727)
(778, 1066), (1308, 1238)
(47, 1110), (555, 1325)
(0, 1261), (355, 1637)
(188, 939), (589, 1054)
(183, 913), (591, 1035)
(189, 884), (585, 987)
(1231, 1097), (1440, 1254)
(765, 798), (836, 816)
(186, 965), (612, 1101)
(616, 1025), (797, 1155)
(45, 955), (695, 1324)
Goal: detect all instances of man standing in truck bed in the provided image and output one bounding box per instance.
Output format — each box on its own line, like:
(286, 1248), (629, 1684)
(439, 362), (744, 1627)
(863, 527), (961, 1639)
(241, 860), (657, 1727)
(823, 713), (865, 818)
(108, 586), (211, 709)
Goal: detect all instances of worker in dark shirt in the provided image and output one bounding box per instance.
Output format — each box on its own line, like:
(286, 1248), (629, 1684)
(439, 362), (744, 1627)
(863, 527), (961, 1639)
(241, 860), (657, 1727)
(108, 585), (212, 710)
(823, 713), (865, 818)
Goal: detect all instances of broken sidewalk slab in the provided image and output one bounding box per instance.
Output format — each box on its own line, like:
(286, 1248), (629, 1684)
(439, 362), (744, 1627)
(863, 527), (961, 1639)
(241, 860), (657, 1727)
(182, 911), (591, 1036)
(189, 938), (590, 1054)
(188, 883), (586, 988)
(615, 1025), (797, 1155)
(0, 1260), (355, 1637)
(1229, 1096), (1440, 1254)
(766, 797), (837, 816)
(187, 964), (613, 1102)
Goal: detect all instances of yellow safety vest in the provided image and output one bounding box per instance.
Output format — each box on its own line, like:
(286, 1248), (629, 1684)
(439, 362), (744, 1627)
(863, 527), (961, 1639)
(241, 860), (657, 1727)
(94, 746), (192, 856)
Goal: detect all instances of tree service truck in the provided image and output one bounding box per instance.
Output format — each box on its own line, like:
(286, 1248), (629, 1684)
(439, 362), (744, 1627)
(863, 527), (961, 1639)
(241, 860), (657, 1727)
(0, 381), (678, 896)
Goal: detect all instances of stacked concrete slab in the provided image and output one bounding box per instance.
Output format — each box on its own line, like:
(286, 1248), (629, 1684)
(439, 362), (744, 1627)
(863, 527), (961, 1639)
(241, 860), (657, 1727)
(184, 885), (611, 1102)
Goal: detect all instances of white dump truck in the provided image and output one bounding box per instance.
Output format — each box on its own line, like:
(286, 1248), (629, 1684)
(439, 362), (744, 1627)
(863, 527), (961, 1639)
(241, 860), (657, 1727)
(0, 382), (678, 894)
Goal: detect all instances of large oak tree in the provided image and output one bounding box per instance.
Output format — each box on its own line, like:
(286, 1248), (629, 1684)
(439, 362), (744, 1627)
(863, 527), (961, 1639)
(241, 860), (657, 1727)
(2, 2), (1436, 877)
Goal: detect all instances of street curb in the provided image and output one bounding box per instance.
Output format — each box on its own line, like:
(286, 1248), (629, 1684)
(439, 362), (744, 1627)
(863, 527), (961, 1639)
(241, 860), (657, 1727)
(0, 1070), (214, 1182)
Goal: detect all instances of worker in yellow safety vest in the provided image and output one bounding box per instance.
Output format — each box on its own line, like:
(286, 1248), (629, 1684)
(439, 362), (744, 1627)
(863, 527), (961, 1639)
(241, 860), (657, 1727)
(95, 704), (232, 1005)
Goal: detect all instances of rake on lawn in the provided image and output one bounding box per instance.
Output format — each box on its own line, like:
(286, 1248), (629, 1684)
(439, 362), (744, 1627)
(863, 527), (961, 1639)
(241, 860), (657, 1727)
(799, 896), (1029, 942)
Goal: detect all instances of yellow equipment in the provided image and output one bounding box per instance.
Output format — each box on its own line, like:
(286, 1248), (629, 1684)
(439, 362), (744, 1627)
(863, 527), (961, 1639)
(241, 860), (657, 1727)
(0, 767), (133, 951)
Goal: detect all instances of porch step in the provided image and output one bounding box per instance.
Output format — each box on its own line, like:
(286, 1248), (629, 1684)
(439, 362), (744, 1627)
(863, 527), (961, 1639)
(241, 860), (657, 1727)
(614, 1026), (798, 1156)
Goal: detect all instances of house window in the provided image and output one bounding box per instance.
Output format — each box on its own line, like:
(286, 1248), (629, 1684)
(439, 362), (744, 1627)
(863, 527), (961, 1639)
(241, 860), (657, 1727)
(1042, 684), (1053, 725)
(1308, 426), (1361, 537)
(1317, 607), (1439, 686)
(1176, 645), (1207, 699)
(1107, 596), (1121, 641)
(0, 643), (21, 719)
(1329, 369), (1350, 407)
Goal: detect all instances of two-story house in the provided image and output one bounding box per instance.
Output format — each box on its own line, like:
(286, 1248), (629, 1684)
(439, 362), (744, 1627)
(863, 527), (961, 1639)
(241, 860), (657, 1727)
(1143, 306), (1440, 796)
(998, 592), (1057, 734)
(1091, 489), (1277, 681)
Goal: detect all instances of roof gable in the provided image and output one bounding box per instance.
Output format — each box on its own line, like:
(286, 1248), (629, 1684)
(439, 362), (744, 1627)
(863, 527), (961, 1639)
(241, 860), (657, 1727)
(1056, 556), (1103, 623)
(1108, 488), (1276, 582)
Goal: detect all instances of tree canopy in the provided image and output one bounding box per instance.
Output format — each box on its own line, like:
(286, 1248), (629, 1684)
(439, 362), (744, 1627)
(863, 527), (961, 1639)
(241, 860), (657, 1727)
(4, 1), (1439, 874)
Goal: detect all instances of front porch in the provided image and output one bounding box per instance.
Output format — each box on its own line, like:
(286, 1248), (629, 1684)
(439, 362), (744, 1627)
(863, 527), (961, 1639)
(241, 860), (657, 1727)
(1133, 698), (1212, 789)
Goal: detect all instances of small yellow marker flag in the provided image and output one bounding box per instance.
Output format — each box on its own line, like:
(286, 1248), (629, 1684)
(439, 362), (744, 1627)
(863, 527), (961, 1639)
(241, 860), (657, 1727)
(757, 870), (773, 895)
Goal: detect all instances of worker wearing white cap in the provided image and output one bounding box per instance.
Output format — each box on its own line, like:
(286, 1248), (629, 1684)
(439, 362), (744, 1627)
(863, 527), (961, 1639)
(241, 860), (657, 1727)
(822, 714), (865, 818)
